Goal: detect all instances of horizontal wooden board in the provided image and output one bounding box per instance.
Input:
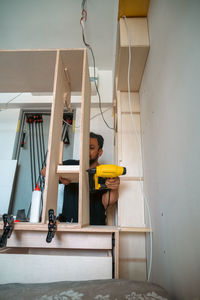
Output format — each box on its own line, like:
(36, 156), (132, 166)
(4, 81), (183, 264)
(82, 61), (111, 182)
(0, 49), (84, 92)
(0, 254), (112, 283)
(57, 165), (80, 182)
(6, 231), (112, 249)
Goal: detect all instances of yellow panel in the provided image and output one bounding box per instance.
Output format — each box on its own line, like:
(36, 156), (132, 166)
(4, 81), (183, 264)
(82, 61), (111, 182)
(118, 0), (150, 19)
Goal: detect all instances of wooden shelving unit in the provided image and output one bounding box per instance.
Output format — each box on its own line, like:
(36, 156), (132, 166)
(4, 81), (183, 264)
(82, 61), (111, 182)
(0, 22), (151, 282)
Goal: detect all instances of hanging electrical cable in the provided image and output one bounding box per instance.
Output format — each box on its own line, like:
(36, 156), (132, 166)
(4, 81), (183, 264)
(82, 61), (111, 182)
(123, 16), (153, 282)
(63, 107), (112, 128)
(0, 93), (23, 112)
(80, 0), (114, 130)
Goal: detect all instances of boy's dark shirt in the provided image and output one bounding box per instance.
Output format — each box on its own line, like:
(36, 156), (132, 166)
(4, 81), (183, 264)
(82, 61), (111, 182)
(62, 159), (106, 225)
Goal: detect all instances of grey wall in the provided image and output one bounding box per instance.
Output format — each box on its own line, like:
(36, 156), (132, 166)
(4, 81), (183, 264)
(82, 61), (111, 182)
(140, 0), (200, 299)
(0, 0), (118, 71)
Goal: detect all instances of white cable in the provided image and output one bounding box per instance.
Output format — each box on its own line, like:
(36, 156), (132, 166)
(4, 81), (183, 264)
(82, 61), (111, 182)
(0, 93), (23, 111)
(123, 16), (153, 282)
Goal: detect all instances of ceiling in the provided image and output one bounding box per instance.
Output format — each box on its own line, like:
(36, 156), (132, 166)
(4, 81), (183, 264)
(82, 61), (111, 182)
(0, 0), (119, 72)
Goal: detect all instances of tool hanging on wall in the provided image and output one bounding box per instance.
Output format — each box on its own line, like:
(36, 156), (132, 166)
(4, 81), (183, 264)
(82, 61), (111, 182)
(46, 209), (57, 243)
(0, 214), (14, 248)
(20, 130), (26, 147)
(26, 114), (46, 191)
(62, 113), (73, 145)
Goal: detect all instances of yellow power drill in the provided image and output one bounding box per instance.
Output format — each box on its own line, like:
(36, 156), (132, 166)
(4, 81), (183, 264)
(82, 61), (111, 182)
(87, 164), (126, 191)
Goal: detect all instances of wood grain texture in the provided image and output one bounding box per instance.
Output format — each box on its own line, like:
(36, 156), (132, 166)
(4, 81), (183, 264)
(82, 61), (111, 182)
(79, 50), (91, 226)
(117, 18), (149, 92)
(0, 253), (112, 283)
(118, 181), (145, 227)
(0, 49), (85, 93)
(57, 165), (80, 182)
(6, 231), (112, 249)
(42, 51), (69, 222)
(120, 92), (140, 113)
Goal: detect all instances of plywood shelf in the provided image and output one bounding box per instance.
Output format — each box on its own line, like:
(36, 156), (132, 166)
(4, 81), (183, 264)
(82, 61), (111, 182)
(0, 49), (85, 93)
(116, 18), (149, 92)
(0, 222), (150, 233)
(57, 165), (80, 182)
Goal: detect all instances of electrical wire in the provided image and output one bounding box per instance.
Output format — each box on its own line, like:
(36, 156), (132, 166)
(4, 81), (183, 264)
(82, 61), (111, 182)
(0, 93), (23, 111)
(80, 1), (114, 130)
(123, 16), (153, 282)
(63, 106), (112, 128)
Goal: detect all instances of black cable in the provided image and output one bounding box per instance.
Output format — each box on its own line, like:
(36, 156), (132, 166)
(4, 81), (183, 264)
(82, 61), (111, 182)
(80, 17), (114, 131)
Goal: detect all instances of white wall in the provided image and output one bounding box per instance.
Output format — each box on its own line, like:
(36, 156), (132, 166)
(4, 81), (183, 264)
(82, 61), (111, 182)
(140, 1), (200, 299)
(0, 109), (20, 159)
(0, 0), (118, 71)
(0, 109), (20, 213)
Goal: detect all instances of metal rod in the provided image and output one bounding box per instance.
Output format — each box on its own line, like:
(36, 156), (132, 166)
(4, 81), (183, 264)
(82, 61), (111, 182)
(28, 122), (34, 191)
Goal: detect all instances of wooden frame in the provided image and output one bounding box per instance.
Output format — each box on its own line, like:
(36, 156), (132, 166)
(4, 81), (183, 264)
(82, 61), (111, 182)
(0, 40), (151, 281)
(0, 48), (91, 226)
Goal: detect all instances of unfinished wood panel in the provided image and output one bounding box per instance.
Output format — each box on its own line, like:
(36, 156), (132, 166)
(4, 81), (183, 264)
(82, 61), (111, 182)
(120, 114), (142, 177)
(119, 260), (146, 281)
(117, 18), (149, 92)
(6, 231), (112, 249)
(60, 49), (84, 92)
(79, 50), (91, 226)
(119, 233), (146, 258)
(0, 223), (119, 232)
(0, 50), (56, 92)
(120, 92), (140, 113)
(0, 49), (85, 93)
(57, 165), (79, 182)
(119, 232), (146, 280)
(114, 230), (119, 279)
(42, 51), (70, 223)
(117, 90), (123, 162)
(0, 254), (112, 283)
(118, 181), (145, 227)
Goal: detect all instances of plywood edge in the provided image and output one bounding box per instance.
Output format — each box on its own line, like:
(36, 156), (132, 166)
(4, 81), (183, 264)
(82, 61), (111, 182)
(119, 227), (151, 232)
(79, 49), (91, 226)
(57, 165), (80, 182)
(42, 50), (70, 222)
(120, 176), (144, 181)
(57, 165), (80, 173)
(0, 223), (119, 233)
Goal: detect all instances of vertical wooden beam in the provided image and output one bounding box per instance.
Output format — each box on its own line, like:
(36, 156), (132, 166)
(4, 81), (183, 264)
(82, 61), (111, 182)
(114, 230), (119, 278)
(79, 50), (91, 226)
(42, 51), (70, 223)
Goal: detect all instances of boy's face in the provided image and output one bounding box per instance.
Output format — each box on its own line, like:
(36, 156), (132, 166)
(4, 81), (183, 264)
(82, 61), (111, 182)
(89, 137), (103, 165)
